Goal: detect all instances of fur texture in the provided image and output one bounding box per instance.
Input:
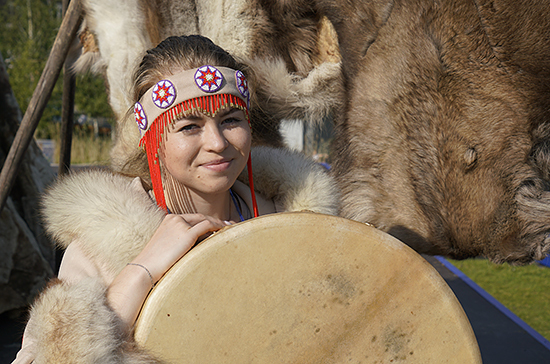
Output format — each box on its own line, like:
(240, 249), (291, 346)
(41, 171), (164, 276)
(30, 146), (338, 363)
(77, 0), (153, 117)
(240, 146), (340, 214)
(43, 147), (338, 276)
(27, 279), (160, 364)
(317, 0), (550, 262)
(248, 57), (343, 125)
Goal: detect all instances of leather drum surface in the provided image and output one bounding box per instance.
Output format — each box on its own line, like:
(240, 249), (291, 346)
(134, 212), (481, 363)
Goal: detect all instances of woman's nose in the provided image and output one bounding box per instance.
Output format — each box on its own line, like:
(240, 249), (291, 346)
(203, 124), (228, 152)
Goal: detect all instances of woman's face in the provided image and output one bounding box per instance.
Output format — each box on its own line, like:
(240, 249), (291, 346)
(160, 107), (251, 196)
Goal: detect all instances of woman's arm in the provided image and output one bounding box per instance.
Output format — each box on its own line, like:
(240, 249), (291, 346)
(107, 213), (229, 331)
(17, 213), (227, 364)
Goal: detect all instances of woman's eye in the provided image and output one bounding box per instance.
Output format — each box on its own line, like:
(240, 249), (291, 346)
(222, 117), (242, 125)
(178, 124), (199, 132)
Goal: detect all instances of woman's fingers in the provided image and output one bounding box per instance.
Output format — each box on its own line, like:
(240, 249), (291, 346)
(189, 218), (230, 242)
(133, 213), (230, 282)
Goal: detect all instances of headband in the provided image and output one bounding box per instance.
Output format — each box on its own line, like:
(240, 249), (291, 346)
(134, 65), (250, 137)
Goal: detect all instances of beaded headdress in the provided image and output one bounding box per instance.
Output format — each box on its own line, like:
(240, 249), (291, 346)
(134, 65), (258, 216)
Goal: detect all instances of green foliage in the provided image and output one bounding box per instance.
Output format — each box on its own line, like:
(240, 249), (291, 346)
(75, 72), (113, 119)
(449, 258), (550, 341)
(0, 0), (113, 139)
(0, 0), (63, 130)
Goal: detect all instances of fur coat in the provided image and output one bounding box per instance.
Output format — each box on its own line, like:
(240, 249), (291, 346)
(19, 146), (339, 364)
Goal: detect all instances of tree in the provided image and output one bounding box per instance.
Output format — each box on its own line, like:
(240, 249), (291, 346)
(0, 0), (113, 139)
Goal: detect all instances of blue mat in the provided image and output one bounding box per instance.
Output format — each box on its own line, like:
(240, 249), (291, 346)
(538, 255), (550, 268)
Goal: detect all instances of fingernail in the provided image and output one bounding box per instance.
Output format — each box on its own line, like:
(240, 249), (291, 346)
(224, 220), (233, 226)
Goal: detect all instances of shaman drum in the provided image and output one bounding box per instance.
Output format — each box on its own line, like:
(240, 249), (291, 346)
(134, 212), (481, 363)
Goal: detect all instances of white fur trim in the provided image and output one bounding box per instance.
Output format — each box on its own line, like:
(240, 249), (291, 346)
(27, 278), (122, 363)
(42, 170), (165, 276)
(43, 147), (339, 275)
(240, 146), (340, 216)
(27, 278), (161, 363)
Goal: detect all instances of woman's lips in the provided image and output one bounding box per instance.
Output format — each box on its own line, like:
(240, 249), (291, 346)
(200, 159), (232, 172)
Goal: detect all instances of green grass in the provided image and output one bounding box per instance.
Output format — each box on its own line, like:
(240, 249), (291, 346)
(54, 132), (112, 165)
(36, 123), (113, 165)
(449, 258), (550, 341)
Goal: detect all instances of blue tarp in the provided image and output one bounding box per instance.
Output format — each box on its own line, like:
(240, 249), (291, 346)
(538, 255), (550, 268)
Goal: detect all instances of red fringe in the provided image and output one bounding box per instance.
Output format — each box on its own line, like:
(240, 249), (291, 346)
(141, 94), (253, 214)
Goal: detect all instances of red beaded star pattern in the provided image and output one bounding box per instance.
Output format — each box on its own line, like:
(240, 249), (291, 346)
(235, 70), (249, 100)
(152, 80), (176, 109)
(134, 102), (147, 130)
(195, 66), (223, 92)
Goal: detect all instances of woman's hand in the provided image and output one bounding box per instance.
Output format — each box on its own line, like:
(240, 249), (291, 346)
(133, 213), (229, 283)
(107, 213), (228, 330)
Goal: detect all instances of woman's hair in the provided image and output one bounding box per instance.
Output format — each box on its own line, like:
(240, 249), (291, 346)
(133, 35), (246, 103)
(114, 35), (248, 184)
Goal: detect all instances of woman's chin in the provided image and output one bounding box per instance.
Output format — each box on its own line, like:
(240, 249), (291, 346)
(193, 178), (237, 196)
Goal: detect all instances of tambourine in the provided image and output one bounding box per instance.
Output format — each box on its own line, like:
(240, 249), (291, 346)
(134, 212), (481, 363)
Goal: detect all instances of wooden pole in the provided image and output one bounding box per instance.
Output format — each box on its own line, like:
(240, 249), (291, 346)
(58, 0), (77, 176)
(0, 0), (82, 213)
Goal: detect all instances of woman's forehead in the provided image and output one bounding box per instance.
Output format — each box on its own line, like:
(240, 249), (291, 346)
(179, 107), (243, 119)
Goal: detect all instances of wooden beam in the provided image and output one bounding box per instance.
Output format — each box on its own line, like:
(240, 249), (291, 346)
(58, 0), (77, 177)
(0, 0), (82, 213)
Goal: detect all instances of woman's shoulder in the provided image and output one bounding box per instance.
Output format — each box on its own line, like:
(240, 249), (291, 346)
(41, 169), (165, 274)
(42, 169), (153, 244)
(239, 146), (340, 215)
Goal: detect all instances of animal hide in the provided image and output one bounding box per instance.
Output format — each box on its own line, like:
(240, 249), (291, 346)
(316, 0), (550, 263)
(73, 0), (550, 263)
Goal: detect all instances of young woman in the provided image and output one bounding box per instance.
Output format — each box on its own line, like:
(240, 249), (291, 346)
(13, 35), (339, 363)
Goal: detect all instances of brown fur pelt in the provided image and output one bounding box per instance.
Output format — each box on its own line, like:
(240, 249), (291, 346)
(239, 0), (550, 263)
(312, 0), (550, 263)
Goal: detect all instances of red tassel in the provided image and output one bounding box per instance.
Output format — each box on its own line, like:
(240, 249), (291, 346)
(247, 154), (259, 218)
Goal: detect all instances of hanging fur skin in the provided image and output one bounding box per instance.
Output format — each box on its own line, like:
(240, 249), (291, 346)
(73, 0), (550, 263)
(314, 0), (550, 263)
(240, 0), (550, 263)
(74, 0), (343, 147)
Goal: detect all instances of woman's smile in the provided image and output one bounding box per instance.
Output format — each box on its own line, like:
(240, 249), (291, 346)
(199, 158), (233, 172)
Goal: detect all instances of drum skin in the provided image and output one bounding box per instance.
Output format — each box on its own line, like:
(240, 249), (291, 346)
(134, 212), (481, 363)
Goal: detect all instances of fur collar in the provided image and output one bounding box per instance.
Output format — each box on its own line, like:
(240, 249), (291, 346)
(42, 146), (339, 278)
